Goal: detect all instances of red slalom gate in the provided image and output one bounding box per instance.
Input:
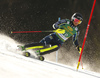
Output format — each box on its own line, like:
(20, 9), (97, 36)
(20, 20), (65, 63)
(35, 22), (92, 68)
(77, 0), (96, 69)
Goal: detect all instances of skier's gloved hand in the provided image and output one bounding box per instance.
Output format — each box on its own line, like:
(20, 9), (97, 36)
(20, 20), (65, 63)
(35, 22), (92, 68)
(76, 46), (82, 53)
(52, 24), (59, 29)
(55, 28), (65, 34)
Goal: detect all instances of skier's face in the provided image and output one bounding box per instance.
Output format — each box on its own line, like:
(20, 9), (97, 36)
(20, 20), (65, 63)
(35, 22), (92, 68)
(73, 21), (79, 26)
(73, 18), (82, 26)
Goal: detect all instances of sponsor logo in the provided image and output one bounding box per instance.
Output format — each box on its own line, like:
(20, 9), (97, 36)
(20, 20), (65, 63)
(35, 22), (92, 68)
(75, 27), (78, 31)
(67, 21), (70, 24)
(67, 26), (73, 31)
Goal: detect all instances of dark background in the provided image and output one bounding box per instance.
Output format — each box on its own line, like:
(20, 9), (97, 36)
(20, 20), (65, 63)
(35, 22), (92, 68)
(0, 0), (100, 73)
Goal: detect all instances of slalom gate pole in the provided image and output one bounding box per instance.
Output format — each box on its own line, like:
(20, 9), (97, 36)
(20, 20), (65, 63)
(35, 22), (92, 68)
(56, 17), (61, 63)
(77, 0), (96, 70)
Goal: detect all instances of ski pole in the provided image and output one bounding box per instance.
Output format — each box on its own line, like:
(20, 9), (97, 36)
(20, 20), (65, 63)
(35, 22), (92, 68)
(77, 0), (96, 70)
(11, 29), (65, 34)
(80, 58), (83, 69)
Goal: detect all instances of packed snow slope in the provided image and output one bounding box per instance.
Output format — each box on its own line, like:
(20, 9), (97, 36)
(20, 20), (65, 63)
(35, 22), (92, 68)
(0, 34), (100, 78)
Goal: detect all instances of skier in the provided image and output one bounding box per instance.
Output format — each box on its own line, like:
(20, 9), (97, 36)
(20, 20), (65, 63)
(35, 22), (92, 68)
(19, 12), (83, 56)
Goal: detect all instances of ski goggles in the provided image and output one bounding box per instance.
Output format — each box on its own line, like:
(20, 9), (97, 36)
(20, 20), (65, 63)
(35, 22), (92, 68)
(73, 18), (82, 24)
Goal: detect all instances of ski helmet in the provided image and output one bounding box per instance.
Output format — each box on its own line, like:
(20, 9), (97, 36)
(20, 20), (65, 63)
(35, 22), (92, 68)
(71, 13), (83, 22)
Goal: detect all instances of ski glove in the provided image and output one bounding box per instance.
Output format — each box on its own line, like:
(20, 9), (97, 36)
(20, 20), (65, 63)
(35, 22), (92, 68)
(76, 46), (82, 53)
(55, 28), (65, 34)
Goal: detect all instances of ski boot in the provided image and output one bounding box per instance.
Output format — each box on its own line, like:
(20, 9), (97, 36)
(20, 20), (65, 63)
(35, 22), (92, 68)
(35, 50), (45, 61)
(17, 45), (31, 57)
(17, 45), (25, 51)
(23, 52), (31, 57)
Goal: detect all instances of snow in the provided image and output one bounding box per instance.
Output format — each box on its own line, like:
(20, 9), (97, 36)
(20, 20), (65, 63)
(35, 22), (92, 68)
(0, 34), (100, 78)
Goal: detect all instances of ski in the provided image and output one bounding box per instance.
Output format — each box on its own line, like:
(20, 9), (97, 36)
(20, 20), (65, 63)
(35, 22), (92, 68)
(22, 52), (45, 61)
(17, 46), (45, 61)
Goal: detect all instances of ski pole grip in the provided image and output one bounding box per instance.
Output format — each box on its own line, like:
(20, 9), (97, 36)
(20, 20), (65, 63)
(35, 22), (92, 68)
(77, 62), (80, 69)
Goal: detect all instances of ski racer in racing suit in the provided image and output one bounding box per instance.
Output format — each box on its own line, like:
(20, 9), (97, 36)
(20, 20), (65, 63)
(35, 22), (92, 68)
(20, 12), (83, 56)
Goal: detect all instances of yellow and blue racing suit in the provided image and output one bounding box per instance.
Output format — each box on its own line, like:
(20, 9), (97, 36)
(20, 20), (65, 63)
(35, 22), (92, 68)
(24, 19), (80, 55)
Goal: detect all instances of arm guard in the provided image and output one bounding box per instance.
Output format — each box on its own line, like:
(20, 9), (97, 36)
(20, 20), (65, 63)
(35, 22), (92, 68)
(53, 19), (68, 29)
